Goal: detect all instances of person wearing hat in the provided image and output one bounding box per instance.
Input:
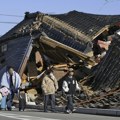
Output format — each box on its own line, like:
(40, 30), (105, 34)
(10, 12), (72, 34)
(41, 67), (58, 112)
(62, 68), (81, 114)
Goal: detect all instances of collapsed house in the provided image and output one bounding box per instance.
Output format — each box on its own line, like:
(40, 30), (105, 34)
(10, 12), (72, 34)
(0, 10), (120, 108)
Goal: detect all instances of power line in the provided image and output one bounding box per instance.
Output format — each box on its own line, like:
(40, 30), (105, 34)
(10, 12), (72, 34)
(0, 21), (18, 24)
(99, 0), (120, 11)
(0, 13), (23, 17)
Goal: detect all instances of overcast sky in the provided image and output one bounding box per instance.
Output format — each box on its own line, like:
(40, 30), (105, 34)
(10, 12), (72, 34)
(0, 0), (120, 36)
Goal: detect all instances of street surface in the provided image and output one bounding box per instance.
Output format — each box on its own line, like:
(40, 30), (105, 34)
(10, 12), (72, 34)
(0, 109), (119, 120)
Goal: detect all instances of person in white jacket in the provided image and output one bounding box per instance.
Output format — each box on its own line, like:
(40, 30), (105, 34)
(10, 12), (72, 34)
(62, 68), (81, 114)
(0, 66), (21, 111)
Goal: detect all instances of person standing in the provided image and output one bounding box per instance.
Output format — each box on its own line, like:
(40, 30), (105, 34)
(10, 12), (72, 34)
(0, 66), (21, 110)
(41, 68), (58, 112)
(62, 68), (81, 114)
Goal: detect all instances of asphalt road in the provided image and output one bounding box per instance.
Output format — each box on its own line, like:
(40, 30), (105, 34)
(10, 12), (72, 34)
(0, 109), (119, 120)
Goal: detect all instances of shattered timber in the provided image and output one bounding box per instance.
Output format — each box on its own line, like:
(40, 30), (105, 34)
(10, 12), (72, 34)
(0, 10), (120, 109)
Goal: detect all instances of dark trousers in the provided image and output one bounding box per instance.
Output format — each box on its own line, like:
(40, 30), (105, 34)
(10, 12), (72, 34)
(44, 94), (55, 112)
(7, 91), (14, 110)
(66, 95), (73, 111)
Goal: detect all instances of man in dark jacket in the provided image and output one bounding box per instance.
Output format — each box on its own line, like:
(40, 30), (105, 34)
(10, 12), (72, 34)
(62, 68), (80, 114)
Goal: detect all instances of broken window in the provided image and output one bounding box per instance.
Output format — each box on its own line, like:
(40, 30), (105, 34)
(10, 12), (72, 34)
(1, 44), (7, 52)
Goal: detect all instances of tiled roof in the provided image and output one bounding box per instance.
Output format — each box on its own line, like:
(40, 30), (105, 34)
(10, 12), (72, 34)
(1, 10), (120, 42)
(0, 10), (120, 78)
(52, 10), (120, 38)
(40, 23), (86, 52)
(0, 19), (34, 41)
(0, 36), (32, 80)
(89, 35), (120, 90)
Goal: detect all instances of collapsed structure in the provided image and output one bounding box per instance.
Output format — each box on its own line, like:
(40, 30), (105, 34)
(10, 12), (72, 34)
(0, 10), (120, 109)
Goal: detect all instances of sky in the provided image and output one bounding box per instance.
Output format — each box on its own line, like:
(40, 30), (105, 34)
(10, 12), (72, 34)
(0, 0), (120, 36)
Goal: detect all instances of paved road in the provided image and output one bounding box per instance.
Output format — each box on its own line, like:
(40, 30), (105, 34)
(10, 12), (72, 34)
(0, 109), (119, 120)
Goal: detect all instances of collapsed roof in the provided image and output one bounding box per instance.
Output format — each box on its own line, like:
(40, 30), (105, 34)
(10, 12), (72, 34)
(0, 10), (120, 88)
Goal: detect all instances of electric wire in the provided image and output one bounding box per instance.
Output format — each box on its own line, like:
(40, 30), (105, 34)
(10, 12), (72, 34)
(0, 21), (18, 24)
(0, 13), (23, 17)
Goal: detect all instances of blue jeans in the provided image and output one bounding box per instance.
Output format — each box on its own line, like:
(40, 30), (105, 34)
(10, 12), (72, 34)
(0, 92), (14, 109)
(1, 96), (7, 109)
(7, 92), (14, 109)
(44, 94), (55, 112)
(66, 95), (74, 111)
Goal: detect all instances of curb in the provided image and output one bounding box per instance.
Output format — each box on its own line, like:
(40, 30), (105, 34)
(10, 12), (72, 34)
(76, 107), (120, 116)
(25, 104), (120, 116)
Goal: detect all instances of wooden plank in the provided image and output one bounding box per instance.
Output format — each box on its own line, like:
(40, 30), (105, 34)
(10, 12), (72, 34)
(40, 36), (95, 66)
(18, 37), (33, 76)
